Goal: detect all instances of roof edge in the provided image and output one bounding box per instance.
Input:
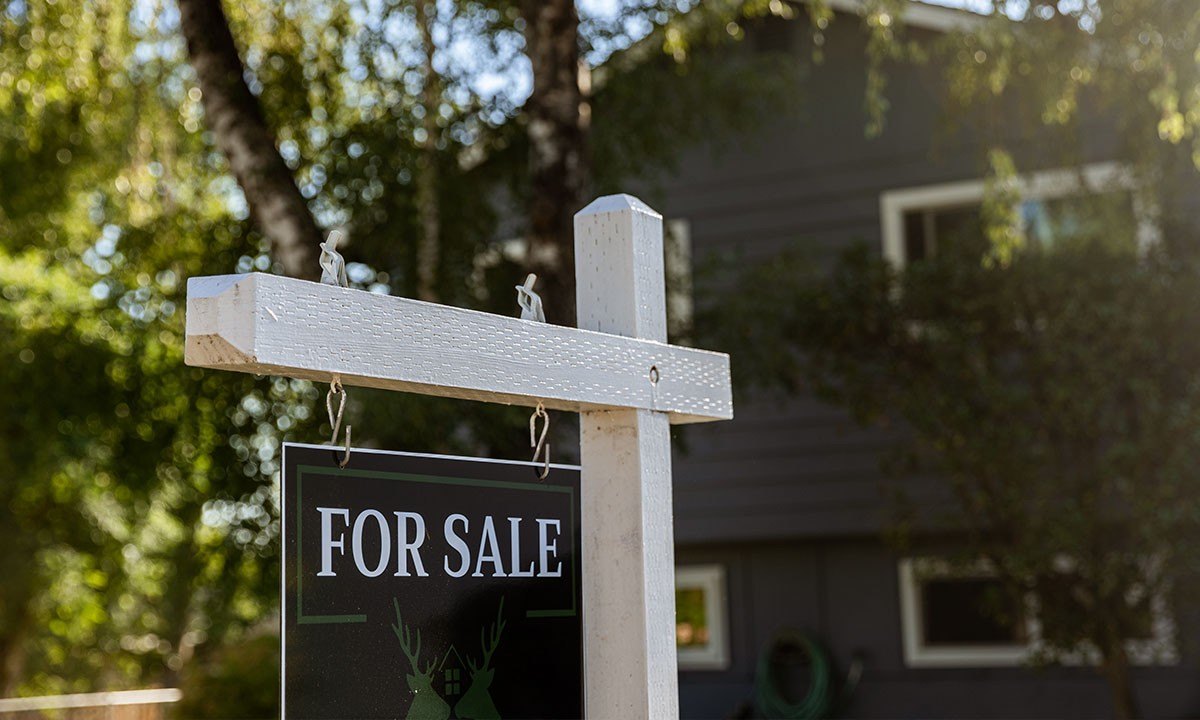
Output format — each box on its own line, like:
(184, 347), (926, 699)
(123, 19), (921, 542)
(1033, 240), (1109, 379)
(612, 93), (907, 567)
(823, 0), (986, 33)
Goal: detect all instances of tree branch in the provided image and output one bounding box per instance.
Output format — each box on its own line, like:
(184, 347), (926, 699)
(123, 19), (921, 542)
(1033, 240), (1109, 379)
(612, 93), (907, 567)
(522, 0), (586, 325)
(177, 0), (321, 280)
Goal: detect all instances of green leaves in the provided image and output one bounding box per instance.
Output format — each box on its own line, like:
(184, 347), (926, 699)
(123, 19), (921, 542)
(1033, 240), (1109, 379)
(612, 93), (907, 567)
(716, 211), (1200, 683)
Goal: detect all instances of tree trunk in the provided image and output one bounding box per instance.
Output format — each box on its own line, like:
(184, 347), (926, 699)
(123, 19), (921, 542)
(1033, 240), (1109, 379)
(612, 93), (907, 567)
(0, 591), (31, 696)
(177, 0), (321, 280)
(1100, 638), (1140, 719)
(415, 0), (441, 303)
(522, 0), (587, 325)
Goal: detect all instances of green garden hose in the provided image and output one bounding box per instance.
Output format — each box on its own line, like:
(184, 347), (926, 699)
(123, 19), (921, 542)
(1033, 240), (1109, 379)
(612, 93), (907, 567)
(753, 629), (860, 720)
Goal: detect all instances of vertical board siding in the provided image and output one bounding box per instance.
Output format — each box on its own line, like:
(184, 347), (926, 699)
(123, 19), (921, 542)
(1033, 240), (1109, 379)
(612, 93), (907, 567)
(676, 541), (1200, 720)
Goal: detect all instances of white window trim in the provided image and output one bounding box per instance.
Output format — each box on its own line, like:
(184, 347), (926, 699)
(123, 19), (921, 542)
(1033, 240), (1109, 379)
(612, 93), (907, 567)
(899, 558), (1033, 668)
(676, 564), (730, 671)
(880, 161), (1159, 268)
(665, 218), (694, 344)
(898, 557), (1178, 669)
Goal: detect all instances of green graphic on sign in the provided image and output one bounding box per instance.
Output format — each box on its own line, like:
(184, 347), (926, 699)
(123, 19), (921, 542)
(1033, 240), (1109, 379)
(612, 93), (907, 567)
(392, 597), (508, 720)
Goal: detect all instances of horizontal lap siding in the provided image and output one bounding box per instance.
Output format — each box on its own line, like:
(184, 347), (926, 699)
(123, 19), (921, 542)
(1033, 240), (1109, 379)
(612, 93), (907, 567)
(660, 12), (1198, 720)
(657, 16), (1123, 545)
(664, 19), (965, 544)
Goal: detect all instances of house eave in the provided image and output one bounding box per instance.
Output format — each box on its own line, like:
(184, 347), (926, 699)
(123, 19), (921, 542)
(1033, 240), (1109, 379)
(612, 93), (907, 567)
(822, 0), (987, 33)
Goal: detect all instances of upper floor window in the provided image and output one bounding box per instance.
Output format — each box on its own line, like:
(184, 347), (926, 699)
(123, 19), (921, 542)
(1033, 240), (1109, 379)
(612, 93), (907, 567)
(880, 162), (1156, 267)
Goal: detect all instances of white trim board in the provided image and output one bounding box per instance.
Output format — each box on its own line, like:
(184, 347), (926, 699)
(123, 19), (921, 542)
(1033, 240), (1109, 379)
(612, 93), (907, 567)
(879, 161), (1155, 267)
(675, 564), (731, 671)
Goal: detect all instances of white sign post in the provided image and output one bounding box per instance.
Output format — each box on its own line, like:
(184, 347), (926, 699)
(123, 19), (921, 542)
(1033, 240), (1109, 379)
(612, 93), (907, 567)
(185, 194), (733, 719)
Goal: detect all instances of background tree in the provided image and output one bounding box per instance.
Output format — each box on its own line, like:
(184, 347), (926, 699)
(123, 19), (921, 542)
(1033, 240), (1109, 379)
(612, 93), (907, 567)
(0, 0), (815, 708)
(710, 161), (1200, 719)
(940, 0), (1200, 219)
(177, 0), (323, 279)
(696, 4), (1200, 716)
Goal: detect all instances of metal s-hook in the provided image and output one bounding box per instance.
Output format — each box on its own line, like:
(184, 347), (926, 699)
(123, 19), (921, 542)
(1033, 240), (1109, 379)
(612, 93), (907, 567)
(516, 274), (550, 479)
(326, 375), (351, 468)
(529, 401), (550, 480)
(318, 236), (352, 468)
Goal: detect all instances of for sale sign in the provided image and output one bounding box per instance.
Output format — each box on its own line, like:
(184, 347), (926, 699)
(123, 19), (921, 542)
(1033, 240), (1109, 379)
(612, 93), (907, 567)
(281, 442), (583, 719)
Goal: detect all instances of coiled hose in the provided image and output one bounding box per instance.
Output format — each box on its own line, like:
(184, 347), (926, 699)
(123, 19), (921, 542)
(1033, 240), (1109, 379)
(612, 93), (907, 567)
(753, 629), (861, 720)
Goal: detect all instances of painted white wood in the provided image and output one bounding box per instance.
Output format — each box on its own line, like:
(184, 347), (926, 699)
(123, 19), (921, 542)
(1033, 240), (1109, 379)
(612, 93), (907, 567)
(186, 192), (736, 717)
(576, 195), (680, 719)
(184, 271), (731, 424)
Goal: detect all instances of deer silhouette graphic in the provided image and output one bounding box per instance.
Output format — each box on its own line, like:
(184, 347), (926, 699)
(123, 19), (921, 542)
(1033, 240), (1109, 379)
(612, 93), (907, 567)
(454, 598), (507, 720)
(392, 599), (451, 720)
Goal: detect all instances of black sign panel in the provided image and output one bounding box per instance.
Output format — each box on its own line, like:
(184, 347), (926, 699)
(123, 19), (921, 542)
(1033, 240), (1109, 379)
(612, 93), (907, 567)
(282, 443), (583, 719)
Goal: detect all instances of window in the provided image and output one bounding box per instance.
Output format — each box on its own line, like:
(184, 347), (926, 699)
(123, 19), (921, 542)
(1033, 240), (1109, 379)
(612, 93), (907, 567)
(444, 667), (461, 696)
(880, 162), (1157, 267)
(898, 558), (1178, 668)
(899, 558), (1032, 667)
(676, 564), (730, 670)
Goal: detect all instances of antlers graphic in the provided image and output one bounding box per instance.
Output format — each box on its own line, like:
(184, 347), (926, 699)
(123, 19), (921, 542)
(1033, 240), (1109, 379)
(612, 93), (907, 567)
(392, 598), (436, 678)
(467, 597), (507, 674)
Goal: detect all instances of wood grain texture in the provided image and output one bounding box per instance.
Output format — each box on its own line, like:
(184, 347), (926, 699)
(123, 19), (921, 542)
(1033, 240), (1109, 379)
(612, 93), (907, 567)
(577, 195), (683, 719)
(183, 271), (731, 424)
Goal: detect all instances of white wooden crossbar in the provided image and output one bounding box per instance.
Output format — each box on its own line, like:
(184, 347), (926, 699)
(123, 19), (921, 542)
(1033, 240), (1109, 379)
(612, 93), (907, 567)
(184, 272), (731, 424)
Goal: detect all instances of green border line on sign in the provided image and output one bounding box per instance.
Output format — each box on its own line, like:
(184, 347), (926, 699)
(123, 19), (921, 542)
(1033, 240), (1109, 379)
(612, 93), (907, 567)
(294, 465), (578, 624)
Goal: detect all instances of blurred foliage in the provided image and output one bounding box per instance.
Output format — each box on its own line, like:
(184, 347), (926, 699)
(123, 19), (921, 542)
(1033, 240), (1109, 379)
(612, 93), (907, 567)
(0, 0), (318, 696)
(0, 0), (829, 705)
(709, 155), (1200, 714)
(698, 4), (1200, 714)
(11, 0), (1140, 706)
(175, 634), (279, 719)
(942, 1), (1200, 180)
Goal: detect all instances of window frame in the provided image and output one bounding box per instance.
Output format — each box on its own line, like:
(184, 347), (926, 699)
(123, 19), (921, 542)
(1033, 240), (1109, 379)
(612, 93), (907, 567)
(879, 162), (1158, 268)
(675, 564), (731, 671)
(898, 557), (1178, 669)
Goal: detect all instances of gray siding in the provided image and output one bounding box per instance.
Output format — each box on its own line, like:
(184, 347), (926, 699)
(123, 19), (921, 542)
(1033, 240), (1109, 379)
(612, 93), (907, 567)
(676, 541), (1200, 719)
(646, 10), (1200, 718)
(659, 14), (1122, 544)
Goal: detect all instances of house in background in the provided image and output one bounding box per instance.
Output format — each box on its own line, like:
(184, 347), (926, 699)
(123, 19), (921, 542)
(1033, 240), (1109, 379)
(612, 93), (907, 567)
(648, 2), (1200, 717)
